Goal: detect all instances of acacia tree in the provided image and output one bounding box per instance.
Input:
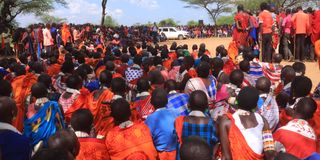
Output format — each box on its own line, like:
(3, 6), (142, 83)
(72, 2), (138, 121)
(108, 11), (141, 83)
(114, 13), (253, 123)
(40, 14), (66, 24)
(103, 15), (118, 27)
(269, 0), (320, 8)
(187, 20), (199, 26)
(180, 0), (232, 25)
(216, 16), (234, 25)
(158, 18), (178, 27)
(101, 0), (108, 26)
(234, 0), (320, 11)
(0, 0), (66, 32)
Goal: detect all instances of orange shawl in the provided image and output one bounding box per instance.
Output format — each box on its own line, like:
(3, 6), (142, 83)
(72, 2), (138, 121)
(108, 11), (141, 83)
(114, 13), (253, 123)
(58, 54), (65, 64)
(315, 40), (320, 69)
(77, 138), (110, 160)
(95, 66), (106, 79)
(274, 83), (284, 96)
(279, 109), (293, 127)
(114, 59), (122, 66)
(64, 88), (90, 123)
(105, 123), (158, 160)
(227, 114), (264, 160)
(204, 50), (211, 57)
(11, 73), (38, 131)
(112, 73), (122, 79)
(85, 58), (100, 68)
(191, 51), (198, 59)
(61, 24), (71, 46)
(168, 52), (177, 60)
(95, 44), (104, 53)
(188, 68), (198, 78)
(136, 48), (142, 55)
(86, 89), (114, 137)
(174, 116), (185, 145)
(47, 64), (61, 77)
(163, 59), (173, 71)
(228, 41), (238, 63)
(158, 151), (176, 160)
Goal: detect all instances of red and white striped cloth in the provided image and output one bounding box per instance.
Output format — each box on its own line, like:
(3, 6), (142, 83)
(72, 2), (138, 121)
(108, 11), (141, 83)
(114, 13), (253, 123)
(261, 63), (283, 85)
(242, 73), (256, 87)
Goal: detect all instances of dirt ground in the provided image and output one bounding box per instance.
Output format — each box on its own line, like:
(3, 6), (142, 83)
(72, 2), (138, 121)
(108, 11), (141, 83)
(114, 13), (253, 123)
(160, 37), (320, 90)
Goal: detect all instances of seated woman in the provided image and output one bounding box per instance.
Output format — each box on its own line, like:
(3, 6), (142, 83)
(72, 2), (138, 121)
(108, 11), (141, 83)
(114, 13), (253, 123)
(52, 61), (75, 94)
(105, 98), (158, 160)
(71, 109), (109, 160)
(86, 70), (114, 138)
(131, 78), (153, 121)
(185, 62), (216, 107)
(58, 75), (89, 123)
(274, 97), (317, 159)
(24, 83), (65, 151)
(218, 87), (275, 160)
(38, 73), (61, 102)
(46, 57), (61, 77)
(76, 64), (100, 92)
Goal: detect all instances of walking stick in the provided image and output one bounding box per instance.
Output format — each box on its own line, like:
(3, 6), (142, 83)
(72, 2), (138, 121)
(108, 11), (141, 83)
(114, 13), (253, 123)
(293, 34), (296, 61)
(259, 34), (262, 62)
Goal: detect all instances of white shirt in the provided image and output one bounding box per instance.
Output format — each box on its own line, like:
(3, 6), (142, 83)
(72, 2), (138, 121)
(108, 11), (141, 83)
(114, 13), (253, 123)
(43, 28), (53, 46)
(233, 111), (264, 154)
(0, 122), (21, 134)
(189, 110), (206, 117)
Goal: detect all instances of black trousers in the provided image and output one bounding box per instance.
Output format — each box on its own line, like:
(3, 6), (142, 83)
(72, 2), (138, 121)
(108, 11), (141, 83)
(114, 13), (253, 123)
(305, 35), (315, 60)
(262, 33), (272, 62)
(295, 34), (306, 61)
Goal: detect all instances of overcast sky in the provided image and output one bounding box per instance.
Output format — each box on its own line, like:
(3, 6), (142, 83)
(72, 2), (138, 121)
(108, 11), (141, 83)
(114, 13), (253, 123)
(16, 0), (225, 26)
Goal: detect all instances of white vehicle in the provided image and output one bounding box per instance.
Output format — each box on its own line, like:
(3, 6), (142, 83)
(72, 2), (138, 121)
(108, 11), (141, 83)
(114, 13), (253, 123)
(159, 27), (189, 40)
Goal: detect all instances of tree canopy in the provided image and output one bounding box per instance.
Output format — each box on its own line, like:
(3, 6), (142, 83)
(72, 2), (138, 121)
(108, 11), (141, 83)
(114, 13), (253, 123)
(180, 0), (232, 25)
(216, 16), (234, 26)
(103, 15), (118, 27)
(187, 20), (199, 26)
(0, 0), (66, 32)
(234, 0), (320, 11)
(181, 0), (320, 25)
(40, 14), (66, 24)
(158, 18), (178, 27)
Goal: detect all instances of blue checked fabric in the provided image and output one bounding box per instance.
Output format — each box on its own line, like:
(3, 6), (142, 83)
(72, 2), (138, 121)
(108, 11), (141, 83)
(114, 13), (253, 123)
(166, 93), (189, 116)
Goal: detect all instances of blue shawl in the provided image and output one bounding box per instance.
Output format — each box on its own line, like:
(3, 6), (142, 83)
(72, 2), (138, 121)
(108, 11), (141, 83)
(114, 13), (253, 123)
(24, 101), (65, 147)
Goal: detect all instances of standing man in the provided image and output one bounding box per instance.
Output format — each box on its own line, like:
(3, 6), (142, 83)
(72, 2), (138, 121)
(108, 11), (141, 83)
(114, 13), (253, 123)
(259, 2), (274, 62)
(233, 4), (251, 47)
(282, 9), (294, 61)
(152, 22), (158, 44)
(43, 23), (54, 54)
(292, 6), (310, 61)
(306, 8), (315, 61)
(34, 24), (43, 58)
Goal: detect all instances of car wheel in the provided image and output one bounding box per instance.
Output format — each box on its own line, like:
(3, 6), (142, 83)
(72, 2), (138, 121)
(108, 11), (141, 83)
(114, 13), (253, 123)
(178, 35), (183, 40)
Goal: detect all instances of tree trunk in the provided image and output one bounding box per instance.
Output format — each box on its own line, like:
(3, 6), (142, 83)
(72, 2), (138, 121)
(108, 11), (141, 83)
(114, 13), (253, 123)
(0, 0), (11, 33)
(101, 8), (106, 26)
(213, 18), (217, 36)
(100, 0), (107, 26)
(207, 11), (217, 34)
